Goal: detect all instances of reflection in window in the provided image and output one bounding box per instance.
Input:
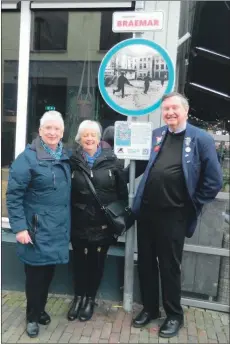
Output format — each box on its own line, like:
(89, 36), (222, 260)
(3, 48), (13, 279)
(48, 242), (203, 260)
(2, 11), (20, 218)
(33, 11), (68, 51)
(99, 11), (132, 51)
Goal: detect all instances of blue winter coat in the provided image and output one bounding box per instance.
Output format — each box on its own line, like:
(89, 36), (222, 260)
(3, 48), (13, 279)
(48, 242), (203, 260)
(6, 137), (71, 266)
(132, 124), (223, 238)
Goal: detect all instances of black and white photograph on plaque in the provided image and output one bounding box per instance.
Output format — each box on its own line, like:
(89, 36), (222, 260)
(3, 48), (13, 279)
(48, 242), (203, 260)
(103, 44), (169, 110)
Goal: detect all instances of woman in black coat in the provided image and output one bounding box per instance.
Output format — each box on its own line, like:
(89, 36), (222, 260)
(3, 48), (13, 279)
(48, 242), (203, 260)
(67, 120), (128, 322)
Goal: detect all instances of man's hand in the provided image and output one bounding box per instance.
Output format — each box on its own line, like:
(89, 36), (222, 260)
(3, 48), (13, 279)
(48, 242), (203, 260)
(16, 230), (33, 245)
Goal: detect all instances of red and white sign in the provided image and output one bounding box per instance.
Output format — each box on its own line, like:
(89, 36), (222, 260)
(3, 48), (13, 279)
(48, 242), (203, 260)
(112, 11), (164, 32)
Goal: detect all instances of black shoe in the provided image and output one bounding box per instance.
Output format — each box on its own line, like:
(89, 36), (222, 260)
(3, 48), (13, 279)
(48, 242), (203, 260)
(67, 296), (83, 321)
(79, 297), (95, 322)
(26, 321), (39, 338)
(159, 318), (184, 338)
(132, 309), (160, 328)
(39, 311), (51, 325)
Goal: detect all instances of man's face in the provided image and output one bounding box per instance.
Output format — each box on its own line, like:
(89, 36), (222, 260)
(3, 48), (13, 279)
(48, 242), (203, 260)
(162, 96), (188, 130)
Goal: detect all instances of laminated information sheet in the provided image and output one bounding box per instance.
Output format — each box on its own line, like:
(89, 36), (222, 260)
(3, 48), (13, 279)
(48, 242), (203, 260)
(114, 121), (152, 160)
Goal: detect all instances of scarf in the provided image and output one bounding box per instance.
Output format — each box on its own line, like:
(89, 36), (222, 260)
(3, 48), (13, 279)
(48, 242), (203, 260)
(40, 138), (63, 160)
(83, 146), (102, 169)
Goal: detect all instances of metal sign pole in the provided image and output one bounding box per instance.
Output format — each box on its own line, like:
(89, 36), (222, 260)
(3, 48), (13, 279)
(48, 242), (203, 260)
(123, 2), (144, 312)
(123, 158), (136, 312)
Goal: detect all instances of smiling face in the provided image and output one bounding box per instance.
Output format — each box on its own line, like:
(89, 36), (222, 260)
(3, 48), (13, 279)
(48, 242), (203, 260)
(162, 96), (188, 131)
(39, 120), (63, 150)
(80, 128), (100, 155)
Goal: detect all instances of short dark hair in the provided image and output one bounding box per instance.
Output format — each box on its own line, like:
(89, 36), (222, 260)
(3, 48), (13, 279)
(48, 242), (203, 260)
(161, 92), (189, 109)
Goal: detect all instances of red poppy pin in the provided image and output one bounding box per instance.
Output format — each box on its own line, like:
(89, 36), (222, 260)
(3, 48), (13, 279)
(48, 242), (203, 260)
(153, 136), (162, 152)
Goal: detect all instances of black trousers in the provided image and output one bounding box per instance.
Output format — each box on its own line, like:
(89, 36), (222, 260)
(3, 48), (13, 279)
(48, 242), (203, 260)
(24, 264), (55, 322)
(137, 206), (188, 320)
(71, 238), (109, 298)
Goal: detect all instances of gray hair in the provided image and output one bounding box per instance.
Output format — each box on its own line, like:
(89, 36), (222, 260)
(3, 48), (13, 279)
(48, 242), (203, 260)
(40, 111), (64, 129)
(75, 120), (102, 143)
(161, 92), (189, 110)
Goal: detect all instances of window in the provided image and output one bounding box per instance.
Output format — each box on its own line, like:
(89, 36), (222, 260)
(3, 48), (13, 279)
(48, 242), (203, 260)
(156, 65), (159, 70)
(161, 64), (164, 70)
(33, 11), (68, 51)
(140, 64), (142, 69)
(99, 11), (132, 51)
(144, 63), (146, 68)
(2, 11), (20, 217)
(140, 58), (142, 61)
(144, 58), (146, 61)
(148, 57), (151, 61)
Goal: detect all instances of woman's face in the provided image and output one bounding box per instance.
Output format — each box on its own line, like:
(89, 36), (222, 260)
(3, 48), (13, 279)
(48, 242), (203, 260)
(39, 120), (63, 149)
(80, 128), (100, 154)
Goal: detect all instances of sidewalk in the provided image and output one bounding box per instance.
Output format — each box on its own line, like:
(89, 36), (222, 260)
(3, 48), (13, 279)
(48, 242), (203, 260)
(2, 291), (229, 343)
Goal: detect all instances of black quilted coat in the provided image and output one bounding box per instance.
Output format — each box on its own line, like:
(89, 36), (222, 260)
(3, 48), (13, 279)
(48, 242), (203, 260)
(70, 143), (128, 243)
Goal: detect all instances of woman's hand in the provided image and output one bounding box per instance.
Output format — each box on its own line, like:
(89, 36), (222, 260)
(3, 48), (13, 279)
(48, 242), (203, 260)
(16, 230), (33, 245)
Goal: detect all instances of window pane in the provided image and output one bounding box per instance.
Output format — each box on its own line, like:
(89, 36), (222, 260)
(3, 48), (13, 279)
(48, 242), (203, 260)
(99, 11), (132, 51)
(28, 10), (127, 145)
(33, 11), (68, 51)
(1, 11), (20, 217)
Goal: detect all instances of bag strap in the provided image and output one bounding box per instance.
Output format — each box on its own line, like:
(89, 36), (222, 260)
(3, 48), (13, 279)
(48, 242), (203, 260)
(77, 166), (105, 212)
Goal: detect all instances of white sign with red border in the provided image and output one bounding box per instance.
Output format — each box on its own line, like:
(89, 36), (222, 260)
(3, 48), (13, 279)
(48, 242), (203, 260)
(112, 11), (164, 32)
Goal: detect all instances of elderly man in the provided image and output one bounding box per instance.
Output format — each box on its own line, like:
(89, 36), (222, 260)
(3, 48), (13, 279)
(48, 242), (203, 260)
(132, 92), (223, 338)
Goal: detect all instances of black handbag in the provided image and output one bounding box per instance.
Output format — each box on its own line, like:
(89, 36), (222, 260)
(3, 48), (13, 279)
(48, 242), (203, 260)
(80, 169), (135, 237)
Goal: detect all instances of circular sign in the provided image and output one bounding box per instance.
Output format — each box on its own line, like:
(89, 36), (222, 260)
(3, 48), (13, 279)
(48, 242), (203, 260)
(98, 38), (175, 117)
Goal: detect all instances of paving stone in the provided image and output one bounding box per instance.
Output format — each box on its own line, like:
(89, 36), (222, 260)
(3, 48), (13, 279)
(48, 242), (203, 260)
(206, 327), (217, 340)
(89, 328), (102, 343)
(216, 331), (228, 343)
(128, 333), (140, 343)
(188, 335), (198, 343)
(220, 314), (229, 326)
(78, 336), (90, 343)
(197, 329), (208, 343)
(187, 321), (198, 337)
(206, 310), (221, 319)
(108, 332), (120, 343)
(139, 329), (149, 343)
(82, 323), (94, 337)
(158, 337), (168, 343)
(69, 327), (85, 343)
(222, 325), (229, 339)
(58, 332), (72, 343)
(100, 322), (112, 340)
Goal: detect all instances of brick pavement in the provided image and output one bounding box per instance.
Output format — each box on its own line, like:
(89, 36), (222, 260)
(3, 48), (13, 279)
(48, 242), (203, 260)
(1, 291), (229, 343)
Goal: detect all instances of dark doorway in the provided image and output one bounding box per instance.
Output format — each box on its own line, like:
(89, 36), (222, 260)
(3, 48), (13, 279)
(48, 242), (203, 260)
(27, 77), (67, 143)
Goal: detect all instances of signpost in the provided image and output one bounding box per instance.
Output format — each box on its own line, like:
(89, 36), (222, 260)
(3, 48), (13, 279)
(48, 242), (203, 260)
(112, 11), (164, 32)
(98, 11), (175, 313)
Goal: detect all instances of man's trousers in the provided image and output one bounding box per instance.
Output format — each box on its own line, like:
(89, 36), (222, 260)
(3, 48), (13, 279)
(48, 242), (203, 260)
(137, 206), (188, 320)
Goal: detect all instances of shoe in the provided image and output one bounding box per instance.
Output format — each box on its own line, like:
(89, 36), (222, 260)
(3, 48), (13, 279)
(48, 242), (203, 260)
(79, 297), (95, 322)
(67, 296), (83, 321)
(159, 317), (184, 338)
(26, 321), (39, 338)
(132, 309), (160, 328)
(39, 311), (51, 325)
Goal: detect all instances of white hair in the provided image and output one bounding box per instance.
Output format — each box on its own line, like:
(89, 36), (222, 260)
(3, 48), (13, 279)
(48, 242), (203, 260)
(40, 111), (64, 129)
(75, 120), (102, 143)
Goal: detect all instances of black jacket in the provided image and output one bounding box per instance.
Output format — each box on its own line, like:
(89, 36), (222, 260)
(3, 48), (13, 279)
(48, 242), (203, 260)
(70, 143), (128, 243)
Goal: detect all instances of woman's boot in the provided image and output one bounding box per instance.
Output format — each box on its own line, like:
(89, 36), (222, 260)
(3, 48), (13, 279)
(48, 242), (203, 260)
(67, 296), (83, 321)
(79, 297), (95, 322)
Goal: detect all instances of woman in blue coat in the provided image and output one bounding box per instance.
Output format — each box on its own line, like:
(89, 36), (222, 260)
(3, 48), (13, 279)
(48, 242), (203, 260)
(6, 111), (71, 338)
